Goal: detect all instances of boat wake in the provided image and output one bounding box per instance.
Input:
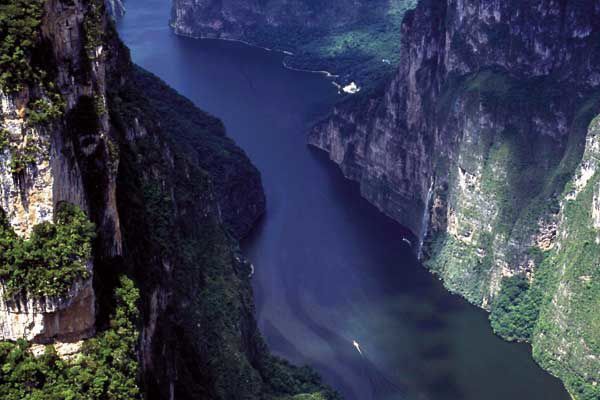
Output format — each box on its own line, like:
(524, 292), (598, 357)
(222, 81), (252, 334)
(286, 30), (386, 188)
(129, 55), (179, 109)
(352, 341), (407, 400)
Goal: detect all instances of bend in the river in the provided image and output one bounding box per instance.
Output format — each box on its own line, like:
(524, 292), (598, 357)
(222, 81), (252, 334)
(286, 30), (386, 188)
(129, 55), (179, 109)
(118, 2), (570, 399)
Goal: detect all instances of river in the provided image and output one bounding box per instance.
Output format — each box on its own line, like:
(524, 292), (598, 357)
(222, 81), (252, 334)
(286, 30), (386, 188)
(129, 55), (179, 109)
(117, 2), (570, 399)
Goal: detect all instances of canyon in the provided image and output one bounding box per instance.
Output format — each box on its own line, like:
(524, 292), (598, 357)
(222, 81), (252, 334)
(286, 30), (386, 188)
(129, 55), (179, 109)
(0, 0), (598, 399)
(170, 0), (600, 398)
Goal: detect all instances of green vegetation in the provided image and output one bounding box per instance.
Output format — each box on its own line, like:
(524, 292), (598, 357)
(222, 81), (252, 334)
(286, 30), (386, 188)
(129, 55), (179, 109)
(0, 203), (96, 299)
(425, 68), (600, 296)
(490, 275), (540, 341)
(422, 68), (600, 399)
(0, 275), (141, 399)
(3, 124), (52, 175)
(9, 144), (38, 174)
(110, 65), (338, 399)
(1, 123), (52, 175)
(0, 128), (8, 150)
(244, 0), (417, 91)
(114, 66), (264, 238)
(0, 0), (65, 127)
(531, 119), (600, 399)
(425, 232), (492, 304)
(83, 0), (104, 57)
(0, 0), (44, 93)
(26, 96), (65, 125)
(259, 356), (339, 400)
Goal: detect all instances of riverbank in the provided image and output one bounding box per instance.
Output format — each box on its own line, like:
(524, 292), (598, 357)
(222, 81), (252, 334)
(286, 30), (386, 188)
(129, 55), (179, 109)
(171, 28), (339, 75)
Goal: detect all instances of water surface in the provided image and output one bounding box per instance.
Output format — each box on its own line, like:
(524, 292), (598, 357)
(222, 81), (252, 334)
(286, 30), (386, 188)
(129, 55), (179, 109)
(118, 3), (570, 399)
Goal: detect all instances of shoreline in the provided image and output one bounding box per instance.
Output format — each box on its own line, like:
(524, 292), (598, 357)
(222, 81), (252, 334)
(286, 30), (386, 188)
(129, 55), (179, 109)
(170, 26), (341, 80)
(281, 59), (340, 78)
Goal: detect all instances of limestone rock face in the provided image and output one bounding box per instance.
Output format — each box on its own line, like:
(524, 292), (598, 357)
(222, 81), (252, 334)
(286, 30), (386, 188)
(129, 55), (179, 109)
(0, 0), (121, 343)
(585, 121), (600, 234)
(4, 0), (272, 396)
(310, 0), (600, 300)
(531, 117), (600, 395)
(0, 101), (54, 237)
(0, 271), (95, 342)
(309, 0), (600, 396)
(311, 0), (600, 242)
(594, 185), (600, 232)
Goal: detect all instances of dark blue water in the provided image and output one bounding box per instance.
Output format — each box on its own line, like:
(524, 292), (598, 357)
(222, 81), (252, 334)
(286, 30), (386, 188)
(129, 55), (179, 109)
(117, 2), (571, 400)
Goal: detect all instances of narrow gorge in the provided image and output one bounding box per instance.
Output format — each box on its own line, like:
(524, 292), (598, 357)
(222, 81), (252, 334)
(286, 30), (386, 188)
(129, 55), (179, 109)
(170, 0), (600, 398)
(1, 0), (598, 399)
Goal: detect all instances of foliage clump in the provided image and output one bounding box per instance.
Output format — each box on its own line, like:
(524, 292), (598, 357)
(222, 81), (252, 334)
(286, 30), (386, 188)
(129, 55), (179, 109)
(0, 0), (65, 125)
(0, 202), (96, 299)
(26, 96), (65, 126)
(490, 275), (540, 341)
(0, 123), (50, 175)
(6, 133), (44, 175)
(0, 0), (44, 93)
(0, 128), (8, 150)
(0, 275), (141, 400)
(83, 0), (104, 58)
(260, 356), (341, 400)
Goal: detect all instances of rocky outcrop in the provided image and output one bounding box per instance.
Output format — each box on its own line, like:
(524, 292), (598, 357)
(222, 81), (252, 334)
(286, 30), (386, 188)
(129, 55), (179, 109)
(311, 0), (600, 243)
(0, 272), (95, 342)
(310, 0), (600, 397)
(0, 93), (54, 237)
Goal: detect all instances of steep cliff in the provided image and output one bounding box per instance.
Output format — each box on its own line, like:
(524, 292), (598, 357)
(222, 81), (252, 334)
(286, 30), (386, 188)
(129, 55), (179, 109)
(0, 0), (335, 399)
(111, 66), (335, 400)
(310, 0), (600, 398)
(0, 0), (119, 345)
(170, 0), (417, 89)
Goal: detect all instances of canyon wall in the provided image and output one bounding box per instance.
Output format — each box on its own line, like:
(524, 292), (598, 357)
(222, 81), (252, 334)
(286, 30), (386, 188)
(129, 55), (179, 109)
(169, 0), (418, 89)
(0, 0), (335, 399)
(170, 0), (391, 40)
(309, 0), (600, 398)
(0, 0), (119, 345)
